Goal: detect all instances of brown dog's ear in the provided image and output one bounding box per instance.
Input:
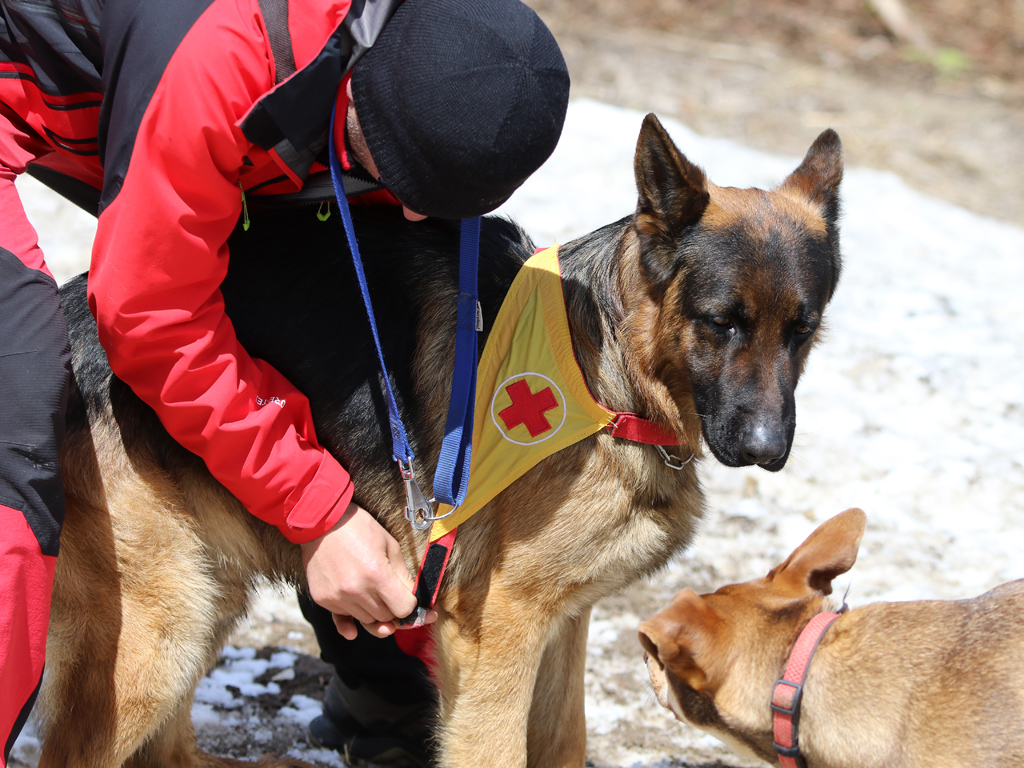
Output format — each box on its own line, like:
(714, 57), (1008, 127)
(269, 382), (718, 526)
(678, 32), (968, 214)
(633, 113), (709, 286)
(639, 589), (719, 692)
(769, 508), (866, 596)
(780, 129), (844, 228)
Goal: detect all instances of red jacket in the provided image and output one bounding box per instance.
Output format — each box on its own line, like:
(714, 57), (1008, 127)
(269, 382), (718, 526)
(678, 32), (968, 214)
(0, 0), (401, 543)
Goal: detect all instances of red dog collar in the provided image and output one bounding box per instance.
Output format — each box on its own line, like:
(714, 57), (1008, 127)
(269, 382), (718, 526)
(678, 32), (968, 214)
(772, 611), (841, 768)
(605, 412), (683, 446)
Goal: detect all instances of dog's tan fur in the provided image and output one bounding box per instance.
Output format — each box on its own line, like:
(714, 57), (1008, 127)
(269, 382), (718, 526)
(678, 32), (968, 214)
(640, 508), (1024, 768)
(38, 115), (843, 768)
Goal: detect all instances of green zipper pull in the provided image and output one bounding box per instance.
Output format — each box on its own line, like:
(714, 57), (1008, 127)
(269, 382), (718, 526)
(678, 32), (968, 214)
(317, 200), (331, 222)
(239, 181), (251, 232)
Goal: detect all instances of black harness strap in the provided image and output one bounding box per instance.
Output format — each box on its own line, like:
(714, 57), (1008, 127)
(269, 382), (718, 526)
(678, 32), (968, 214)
(256, 0), (297, 84)
(241, 0), (402, 180)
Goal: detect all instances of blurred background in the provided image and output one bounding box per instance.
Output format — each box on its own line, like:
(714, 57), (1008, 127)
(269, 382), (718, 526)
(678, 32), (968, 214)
(527, 0), (1024, 226)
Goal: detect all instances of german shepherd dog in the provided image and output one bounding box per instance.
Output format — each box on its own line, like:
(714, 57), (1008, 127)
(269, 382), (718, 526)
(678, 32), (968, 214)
(38, 114), (842, 768)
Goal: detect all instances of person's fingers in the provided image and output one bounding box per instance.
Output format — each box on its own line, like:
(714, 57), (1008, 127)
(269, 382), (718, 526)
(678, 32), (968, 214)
(346, 601), (387, 624)
(346, 530), (417, 621)
(375, 563), (418, 620)
(317, 567), (411, 624)
(353, 590), (404, 625)
(332, 613), (359, 641)
(360, 619), (398, 638)
(387, 535), (415, 591)
(301, 502), (419, 623)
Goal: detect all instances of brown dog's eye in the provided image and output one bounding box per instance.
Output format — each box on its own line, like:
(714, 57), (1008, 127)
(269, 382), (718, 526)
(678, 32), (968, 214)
(793, 323), (815, 338)
(702, 314), (740, 340)
(709, 316), (737, 337)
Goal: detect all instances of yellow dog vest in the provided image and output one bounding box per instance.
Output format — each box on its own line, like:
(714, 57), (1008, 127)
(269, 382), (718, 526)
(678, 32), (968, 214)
(427, 244), (684, 541)
(402, 245), (685, 626)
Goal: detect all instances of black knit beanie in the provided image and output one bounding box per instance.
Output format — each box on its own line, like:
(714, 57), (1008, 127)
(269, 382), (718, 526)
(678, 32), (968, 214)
(350, 0), (570, 219)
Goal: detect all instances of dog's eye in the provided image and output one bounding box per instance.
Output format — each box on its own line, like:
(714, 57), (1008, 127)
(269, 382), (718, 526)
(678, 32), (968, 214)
(793, 323), (815, 339)
(710, 316), (736, 336)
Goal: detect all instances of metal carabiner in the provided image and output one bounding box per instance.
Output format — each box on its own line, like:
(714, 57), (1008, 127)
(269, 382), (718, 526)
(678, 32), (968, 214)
(397, 460), (462, 531)
(655, 444), (694, 471)
(398, 459), (435, 531)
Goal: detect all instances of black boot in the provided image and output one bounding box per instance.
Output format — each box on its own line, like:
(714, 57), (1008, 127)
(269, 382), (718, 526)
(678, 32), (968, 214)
(308, 672), (435, 766)
(299, 592), (436, 767)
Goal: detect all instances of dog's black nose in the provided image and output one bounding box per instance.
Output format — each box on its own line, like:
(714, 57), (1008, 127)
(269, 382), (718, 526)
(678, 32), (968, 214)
(739, 422), (788, 466)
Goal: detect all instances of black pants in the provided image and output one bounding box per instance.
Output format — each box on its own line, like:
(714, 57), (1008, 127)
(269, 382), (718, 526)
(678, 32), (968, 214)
(298, 592), (435, 706)
(0, 249), (71, 763)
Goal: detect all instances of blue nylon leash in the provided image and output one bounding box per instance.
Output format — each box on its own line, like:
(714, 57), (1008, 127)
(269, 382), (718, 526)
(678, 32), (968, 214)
(327, 104), (479, 529)
(432, 216), (480, 508)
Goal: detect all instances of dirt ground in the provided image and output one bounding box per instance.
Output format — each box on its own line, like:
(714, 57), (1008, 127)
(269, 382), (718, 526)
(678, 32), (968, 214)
(217, 3), (1023, 767)
(534, 0), (1024, 228)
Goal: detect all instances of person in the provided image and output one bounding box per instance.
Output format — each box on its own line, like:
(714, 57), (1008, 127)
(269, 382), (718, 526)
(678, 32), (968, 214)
(0, 0), (570, 764)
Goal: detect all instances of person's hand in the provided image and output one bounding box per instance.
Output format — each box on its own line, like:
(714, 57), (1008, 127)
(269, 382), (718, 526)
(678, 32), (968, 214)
(300, 501), (434, 639)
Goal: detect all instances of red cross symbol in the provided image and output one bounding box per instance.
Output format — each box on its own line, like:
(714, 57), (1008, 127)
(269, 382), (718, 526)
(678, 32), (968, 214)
(498, 379), (559, 437)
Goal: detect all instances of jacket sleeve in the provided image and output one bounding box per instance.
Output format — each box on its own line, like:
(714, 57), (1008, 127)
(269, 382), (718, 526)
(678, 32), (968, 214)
(0, 113), (52, 277)
(87, 0), (352, 544)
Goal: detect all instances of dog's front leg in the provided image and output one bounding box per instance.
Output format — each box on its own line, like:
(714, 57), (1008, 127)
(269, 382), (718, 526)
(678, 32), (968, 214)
(525, 608), (590, 768)
(432, 593), (554, 768)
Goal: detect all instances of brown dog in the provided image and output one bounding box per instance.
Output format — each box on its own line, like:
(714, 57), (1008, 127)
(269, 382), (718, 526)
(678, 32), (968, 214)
(39, 114), (843, 768)
(640, 508), (1024, 768)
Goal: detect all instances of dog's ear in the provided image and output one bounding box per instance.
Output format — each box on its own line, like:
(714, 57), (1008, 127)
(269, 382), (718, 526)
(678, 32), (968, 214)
(633, 113), (710, 286)
(639, 588), (719, 692)
(779, 129), (844, 228)
(769, 508), (866, 596)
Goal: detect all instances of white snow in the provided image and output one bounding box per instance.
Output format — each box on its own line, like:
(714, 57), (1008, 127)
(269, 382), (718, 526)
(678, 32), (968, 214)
(11, 98), (1024, 767)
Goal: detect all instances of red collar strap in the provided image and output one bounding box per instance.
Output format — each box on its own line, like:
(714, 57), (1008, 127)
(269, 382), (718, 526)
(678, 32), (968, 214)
(772, 611), (841, 768)
(605, 412), (684, 446)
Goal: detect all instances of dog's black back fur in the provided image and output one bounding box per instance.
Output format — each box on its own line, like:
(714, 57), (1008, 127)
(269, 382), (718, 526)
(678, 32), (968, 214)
(221, 207), (534, 481)
(60, 206), (557, 512)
